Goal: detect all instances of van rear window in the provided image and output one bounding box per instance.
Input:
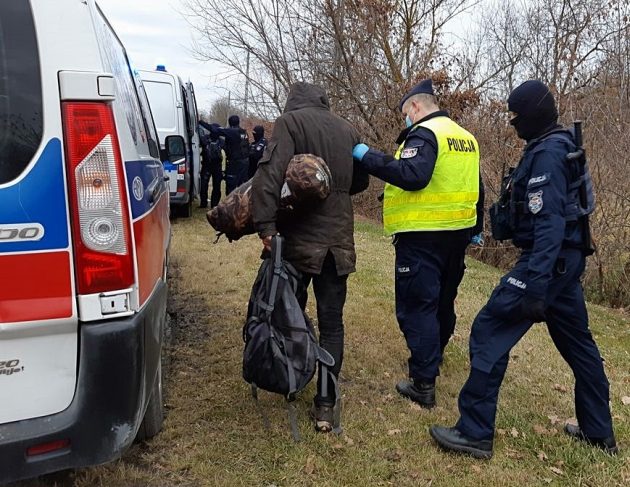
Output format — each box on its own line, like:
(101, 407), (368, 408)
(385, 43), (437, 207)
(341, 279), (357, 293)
(144, 81), (177, 132)
(0, 2), (43, 185)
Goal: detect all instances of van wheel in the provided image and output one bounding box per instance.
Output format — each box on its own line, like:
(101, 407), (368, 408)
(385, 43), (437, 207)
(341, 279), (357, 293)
(136, 359), (164, 441)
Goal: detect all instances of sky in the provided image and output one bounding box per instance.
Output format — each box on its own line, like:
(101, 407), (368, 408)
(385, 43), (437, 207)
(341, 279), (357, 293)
(97, 0), (231, 111)
(97, 0), (483, 113)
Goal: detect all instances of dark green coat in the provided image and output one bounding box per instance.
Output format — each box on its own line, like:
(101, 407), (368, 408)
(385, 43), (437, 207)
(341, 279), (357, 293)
(251, 82), (369, 275)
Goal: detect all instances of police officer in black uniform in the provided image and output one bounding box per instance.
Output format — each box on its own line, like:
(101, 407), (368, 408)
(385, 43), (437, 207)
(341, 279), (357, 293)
(200, 115), (249, 193)
(198, 122), (224, 208)
(430, 80), (617, 459)
(248, 125), (267, 178)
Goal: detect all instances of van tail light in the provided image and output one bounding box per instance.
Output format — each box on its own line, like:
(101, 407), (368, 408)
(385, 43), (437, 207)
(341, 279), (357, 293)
(62, 102), (134, 295)
(177, 163), (186, 174)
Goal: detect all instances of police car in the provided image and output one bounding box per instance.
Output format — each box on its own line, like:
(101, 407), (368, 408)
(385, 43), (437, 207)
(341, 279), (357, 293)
(140, 67), (201, 217)
(0, 1), (172, 482)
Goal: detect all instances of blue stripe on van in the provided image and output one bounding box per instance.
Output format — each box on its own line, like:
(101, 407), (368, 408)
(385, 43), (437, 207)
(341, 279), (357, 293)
(124, 159), (166, 220)
(0, 138), (69, 252)
(162, 160), (176, 171)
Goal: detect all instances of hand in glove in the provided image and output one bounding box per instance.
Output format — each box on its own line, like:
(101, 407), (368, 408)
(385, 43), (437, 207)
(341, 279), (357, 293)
(352, 143), (369, 161)
(470, 233), (484, 246)
(520, 294), (547, 322)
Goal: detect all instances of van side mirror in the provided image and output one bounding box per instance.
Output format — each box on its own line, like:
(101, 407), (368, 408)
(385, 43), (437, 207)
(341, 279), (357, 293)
(165, 135), (186, 164)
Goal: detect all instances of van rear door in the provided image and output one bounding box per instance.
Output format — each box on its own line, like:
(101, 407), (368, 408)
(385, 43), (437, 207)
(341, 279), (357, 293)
(183, 81), (200, 197)
(0, 1), (77, 424)
(142, 74), (179, 194)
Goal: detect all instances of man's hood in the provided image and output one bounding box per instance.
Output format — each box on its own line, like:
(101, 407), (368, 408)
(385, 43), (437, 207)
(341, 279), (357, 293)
(284, 82), (330, 113)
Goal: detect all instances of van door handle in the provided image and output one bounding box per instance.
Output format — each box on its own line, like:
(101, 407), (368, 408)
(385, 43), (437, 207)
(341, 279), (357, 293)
(147, 178), (162, 204)
(163, 176), (170, 181)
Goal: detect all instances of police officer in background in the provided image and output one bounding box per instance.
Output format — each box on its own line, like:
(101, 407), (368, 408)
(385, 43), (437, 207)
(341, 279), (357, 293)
(430, 80), (617, 459)
(200, 115), (249, 193)
(198, 122), (224, 208)
(248, 125), (267, 178)
(353, 79), (484, 409)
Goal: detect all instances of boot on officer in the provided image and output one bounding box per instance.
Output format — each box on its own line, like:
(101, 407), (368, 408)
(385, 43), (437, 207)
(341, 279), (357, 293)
(353, 79), (483, 409)
(430, 80), (617, 459)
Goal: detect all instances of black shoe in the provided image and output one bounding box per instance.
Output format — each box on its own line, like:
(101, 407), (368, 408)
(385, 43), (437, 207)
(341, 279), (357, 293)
(429, 425), (493, 459)
(564, 423), (618, 455)
(395, 379), (435, 408)
(310, 404), (334, 433)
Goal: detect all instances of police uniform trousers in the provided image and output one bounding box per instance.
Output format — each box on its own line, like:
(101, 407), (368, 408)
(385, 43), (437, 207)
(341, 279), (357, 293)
(200, 161), (223, 208)
(225, 157), (249, 194)
(456, 248), (613, 440)
(394, 231), (469, 382)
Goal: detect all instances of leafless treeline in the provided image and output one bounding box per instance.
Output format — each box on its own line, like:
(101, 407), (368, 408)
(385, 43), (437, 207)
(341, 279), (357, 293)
(185, 0), (630, 306)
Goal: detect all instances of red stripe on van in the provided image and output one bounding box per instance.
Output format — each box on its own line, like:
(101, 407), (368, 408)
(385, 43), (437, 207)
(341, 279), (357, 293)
(133, 193), (169, 305)
(0, 252), (72, 323)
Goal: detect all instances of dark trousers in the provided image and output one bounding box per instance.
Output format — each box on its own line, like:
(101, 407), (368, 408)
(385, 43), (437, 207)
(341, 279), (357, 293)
(456, 248), (613, 440)
(225, 158), (249, 194)
(394, 232), (468, 382)
(199, 163), (222, 208)
(296, 252), (348, 407)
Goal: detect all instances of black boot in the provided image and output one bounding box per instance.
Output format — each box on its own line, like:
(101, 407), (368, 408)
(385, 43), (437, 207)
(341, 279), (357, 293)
(429, 425), (493, 459)
(395, 378), (435, 408)
(564, 423), (618, 455)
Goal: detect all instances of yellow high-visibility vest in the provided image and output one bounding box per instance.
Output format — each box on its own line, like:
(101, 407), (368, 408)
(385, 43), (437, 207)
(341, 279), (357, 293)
(383, 116), (479, 235)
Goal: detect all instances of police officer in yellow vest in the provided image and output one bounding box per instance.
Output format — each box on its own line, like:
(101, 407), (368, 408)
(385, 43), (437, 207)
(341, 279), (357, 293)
(353, 79), (484, 408)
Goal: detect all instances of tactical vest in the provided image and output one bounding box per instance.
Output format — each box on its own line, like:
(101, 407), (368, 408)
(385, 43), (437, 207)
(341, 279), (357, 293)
(490, 130), (595, 242)
(516, 131), (595, 221)
(383, 116), (480, 235)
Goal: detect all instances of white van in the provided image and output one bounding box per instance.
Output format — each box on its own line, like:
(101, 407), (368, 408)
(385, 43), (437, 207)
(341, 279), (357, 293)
(0, 1), (172, 483)
(140, 67), (201, 217)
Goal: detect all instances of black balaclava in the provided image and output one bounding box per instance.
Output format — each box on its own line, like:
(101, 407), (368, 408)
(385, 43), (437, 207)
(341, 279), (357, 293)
(253, 125), (264, 142)
(228, 115), (240, 127)
(507, 80), (559, 141)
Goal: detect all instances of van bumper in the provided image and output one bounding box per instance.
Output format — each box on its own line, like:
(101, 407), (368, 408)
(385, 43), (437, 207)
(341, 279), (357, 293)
(169, 190), (190, 206)
(0, 281), (167, 484)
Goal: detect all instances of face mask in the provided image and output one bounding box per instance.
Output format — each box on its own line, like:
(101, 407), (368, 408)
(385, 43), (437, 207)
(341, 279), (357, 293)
(405, 104), (418, 128)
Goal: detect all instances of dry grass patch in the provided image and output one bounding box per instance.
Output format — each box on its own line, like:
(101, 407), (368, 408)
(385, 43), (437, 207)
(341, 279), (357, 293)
(21, 209), (629, 487)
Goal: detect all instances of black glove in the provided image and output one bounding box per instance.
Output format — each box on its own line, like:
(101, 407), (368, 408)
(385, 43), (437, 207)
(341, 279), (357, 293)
(520, 294), (547, 322)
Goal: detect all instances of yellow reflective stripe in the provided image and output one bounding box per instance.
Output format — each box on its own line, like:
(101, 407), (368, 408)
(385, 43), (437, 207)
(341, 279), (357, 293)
(384, 202), (476, 217)
(386, 191), (478, 206)
(385, 117), (479, 235)
(384, 208), (476, 224)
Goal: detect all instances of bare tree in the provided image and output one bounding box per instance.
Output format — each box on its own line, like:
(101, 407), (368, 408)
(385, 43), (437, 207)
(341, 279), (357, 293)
(184, 0), (630, 307)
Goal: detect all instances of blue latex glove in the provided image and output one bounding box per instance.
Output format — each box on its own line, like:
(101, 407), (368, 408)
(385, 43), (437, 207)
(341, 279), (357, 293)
(470, 233), (484, 246)
(352, 143), (369, 161)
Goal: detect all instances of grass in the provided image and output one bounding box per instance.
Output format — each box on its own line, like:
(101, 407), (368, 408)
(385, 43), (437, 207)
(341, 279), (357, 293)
(25, 210), (630, 486)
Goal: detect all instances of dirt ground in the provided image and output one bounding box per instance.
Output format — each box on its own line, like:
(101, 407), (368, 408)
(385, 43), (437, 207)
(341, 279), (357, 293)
(8, 209), (630, 487)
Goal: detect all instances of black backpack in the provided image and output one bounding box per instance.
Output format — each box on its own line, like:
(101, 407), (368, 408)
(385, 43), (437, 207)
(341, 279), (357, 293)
(208, 140), (222, 165)
(242, 236), (339, 439)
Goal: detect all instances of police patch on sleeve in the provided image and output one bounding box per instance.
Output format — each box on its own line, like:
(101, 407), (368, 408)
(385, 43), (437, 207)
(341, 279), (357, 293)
(528, 190), (543, 214)
(527, 172), (550, 188)
(400, 147), (419, 159)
